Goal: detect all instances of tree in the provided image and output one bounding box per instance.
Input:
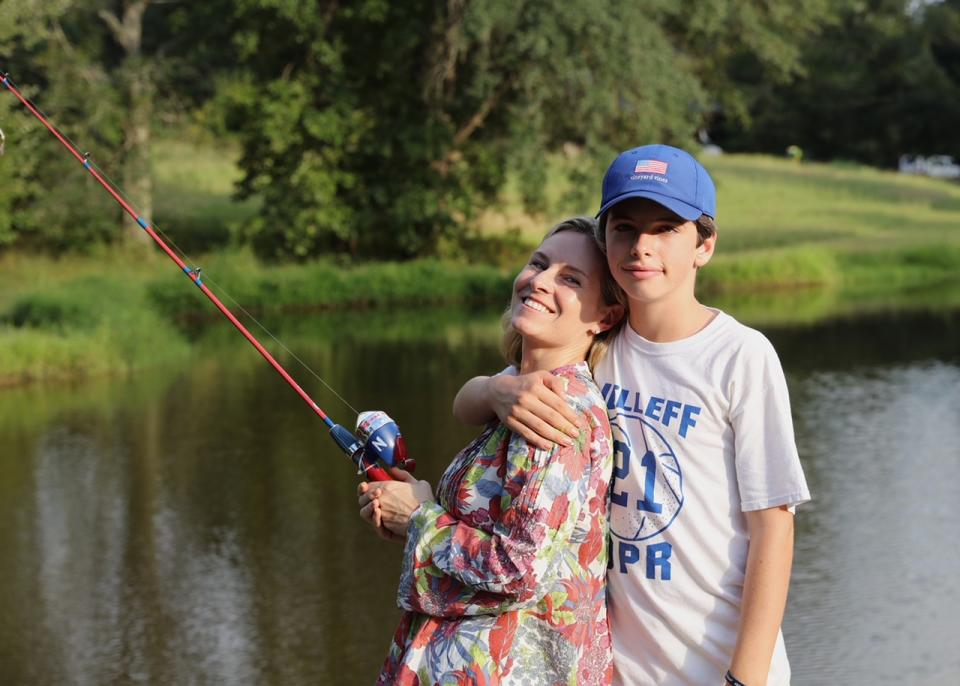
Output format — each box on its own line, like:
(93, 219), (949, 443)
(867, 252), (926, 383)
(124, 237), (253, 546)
(215, 0), (709, 260)
(97, 0), (156, 246)
(722, 0), (960, 165)
(0, 0), (124, 252)
(4, 0), (917, 259)
(659, 0), (842, 129)
(0, 0), (177, 251)
(924, 0), (960, 87)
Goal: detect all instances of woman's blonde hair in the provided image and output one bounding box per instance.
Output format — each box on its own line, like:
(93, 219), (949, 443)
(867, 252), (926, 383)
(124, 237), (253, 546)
(501, 216), (625, 371)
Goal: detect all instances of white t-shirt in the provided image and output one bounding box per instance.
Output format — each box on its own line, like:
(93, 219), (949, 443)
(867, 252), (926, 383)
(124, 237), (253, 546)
(594, 309), (810, 686)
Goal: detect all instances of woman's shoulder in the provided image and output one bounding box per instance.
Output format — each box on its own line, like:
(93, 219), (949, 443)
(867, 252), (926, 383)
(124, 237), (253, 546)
(550, 362), (608, 424)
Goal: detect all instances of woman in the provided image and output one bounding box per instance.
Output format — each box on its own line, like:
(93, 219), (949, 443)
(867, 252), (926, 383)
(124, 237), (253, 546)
(358, 217), (625, 685)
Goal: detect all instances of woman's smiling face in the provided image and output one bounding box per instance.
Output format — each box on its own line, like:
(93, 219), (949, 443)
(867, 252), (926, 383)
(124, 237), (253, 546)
(510, 230), (614, 359)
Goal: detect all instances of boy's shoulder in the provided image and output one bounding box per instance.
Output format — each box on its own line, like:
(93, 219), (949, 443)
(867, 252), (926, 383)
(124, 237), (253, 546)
(704, 312), (784, 378)
(711, 310), (776, 353)
(612, 308), (777, 361)
(616, 309), (784, 379)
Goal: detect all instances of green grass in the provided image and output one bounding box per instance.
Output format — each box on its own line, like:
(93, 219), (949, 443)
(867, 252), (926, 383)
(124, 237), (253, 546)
(0, 247), (513, 386)
(147, 250), (513, 321)
(145, 138), (960, 295)
(699, 156), (960, 293)
(2, 143), (960, 387)
(703, 155), (960, 255)
(474, 152), (960, 293)
(151, 137), (260, 252)
(0, 254), (190, 386)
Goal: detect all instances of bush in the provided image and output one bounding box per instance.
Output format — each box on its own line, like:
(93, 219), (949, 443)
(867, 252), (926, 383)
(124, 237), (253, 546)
(147, 254), (514, 320)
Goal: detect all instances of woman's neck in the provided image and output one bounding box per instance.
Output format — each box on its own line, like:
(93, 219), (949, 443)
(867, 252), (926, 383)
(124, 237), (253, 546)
(518, 341), (587, 375)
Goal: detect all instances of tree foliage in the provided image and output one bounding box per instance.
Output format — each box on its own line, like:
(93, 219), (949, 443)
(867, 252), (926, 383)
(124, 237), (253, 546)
(2, 0), (957, 258)
(0, 0), (184, 251)
(659, 0), (840, 127)
(717, 0), (960, 164)
(213, 0), (709, 259)
(1, 1), (120, 251)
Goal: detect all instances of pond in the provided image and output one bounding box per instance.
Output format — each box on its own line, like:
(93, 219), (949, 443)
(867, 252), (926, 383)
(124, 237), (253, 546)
(1, 302), (958, 685)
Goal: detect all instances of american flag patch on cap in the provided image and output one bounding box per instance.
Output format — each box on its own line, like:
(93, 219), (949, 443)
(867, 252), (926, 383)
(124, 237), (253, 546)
(634, 159), (668, 175)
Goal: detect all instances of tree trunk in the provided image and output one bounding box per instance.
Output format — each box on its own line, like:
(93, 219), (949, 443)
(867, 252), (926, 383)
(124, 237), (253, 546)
(123, 65), (152, 245)
(100, 1), (153, 247)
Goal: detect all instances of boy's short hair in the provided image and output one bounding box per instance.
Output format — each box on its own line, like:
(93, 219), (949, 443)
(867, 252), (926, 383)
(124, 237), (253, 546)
(594, 211), (717, 253)
(694, 214), (717, 245)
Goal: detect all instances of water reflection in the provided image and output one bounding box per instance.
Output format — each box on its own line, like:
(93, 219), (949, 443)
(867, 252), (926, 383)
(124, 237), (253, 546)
(1, 304), (958, 684)
(788, 361), (960, 685)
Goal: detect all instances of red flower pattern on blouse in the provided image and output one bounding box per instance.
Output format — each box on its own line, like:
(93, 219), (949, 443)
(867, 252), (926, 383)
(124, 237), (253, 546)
(376, 363), (614, 685)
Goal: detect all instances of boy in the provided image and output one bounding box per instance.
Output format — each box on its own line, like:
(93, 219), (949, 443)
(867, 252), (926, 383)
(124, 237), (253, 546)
(453, 144), (810, 685)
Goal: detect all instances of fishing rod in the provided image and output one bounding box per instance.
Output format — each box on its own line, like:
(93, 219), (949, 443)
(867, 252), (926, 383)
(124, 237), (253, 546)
(1, 71), (413, 483)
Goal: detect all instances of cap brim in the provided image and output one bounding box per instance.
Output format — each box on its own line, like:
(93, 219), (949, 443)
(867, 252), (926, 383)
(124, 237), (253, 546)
(596, 189), (703, 222)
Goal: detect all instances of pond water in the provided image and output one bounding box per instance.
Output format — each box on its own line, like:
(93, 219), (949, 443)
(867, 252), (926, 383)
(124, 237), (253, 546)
(1, 303), (958, 685)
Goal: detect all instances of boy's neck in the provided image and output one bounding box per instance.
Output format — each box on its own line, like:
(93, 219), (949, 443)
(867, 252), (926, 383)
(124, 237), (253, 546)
(628, 298), (716, 343)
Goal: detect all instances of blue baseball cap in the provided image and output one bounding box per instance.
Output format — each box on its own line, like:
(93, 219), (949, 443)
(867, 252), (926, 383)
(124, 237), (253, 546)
(597, 144), (716, 221)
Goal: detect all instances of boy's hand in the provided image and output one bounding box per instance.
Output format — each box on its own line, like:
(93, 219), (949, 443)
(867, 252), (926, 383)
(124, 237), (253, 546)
(489, 371), (581, 450)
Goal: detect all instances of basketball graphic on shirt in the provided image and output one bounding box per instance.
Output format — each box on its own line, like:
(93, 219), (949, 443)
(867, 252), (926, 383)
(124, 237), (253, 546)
(608, 414), (684, 541)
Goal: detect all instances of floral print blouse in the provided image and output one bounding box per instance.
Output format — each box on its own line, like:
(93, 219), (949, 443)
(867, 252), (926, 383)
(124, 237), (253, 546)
(377, 362), (614, 685)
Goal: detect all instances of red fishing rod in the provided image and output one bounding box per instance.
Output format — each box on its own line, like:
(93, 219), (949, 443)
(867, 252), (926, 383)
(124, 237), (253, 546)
(1, 71), (412, 482)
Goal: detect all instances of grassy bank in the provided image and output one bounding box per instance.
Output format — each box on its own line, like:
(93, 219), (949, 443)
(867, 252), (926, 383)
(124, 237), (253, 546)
(150, 138), (960, 294)
(697, 154), (960, 293)
(2, 148), (959, 387)
(0, 249), (513, 386)
(482, 152), (960, 293)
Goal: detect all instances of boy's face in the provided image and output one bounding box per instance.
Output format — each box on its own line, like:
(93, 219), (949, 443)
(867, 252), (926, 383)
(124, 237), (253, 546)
(604, 198), (715, 308)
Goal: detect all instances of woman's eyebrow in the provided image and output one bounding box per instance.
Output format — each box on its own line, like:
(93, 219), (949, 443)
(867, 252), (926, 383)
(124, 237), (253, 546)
(557, 260), (589, 277)
(533, 250), (588, 277)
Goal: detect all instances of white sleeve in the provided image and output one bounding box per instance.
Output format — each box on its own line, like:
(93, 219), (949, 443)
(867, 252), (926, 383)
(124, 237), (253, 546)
(729, 335), (811, 512)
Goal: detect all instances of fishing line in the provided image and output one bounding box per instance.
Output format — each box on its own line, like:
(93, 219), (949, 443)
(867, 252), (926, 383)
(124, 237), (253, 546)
(0, 71), (358, 415)
(84, 148), (362, 416)
(1, 70), (410, 481)
(195, 273), (362, 417)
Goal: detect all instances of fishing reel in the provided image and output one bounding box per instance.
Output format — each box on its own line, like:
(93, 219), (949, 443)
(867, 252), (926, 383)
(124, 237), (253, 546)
(329, 410), (415, 481)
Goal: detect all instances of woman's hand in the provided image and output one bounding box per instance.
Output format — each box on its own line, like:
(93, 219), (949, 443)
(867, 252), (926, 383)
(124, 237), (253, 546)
(358, 468), (434, 537)
(358, 479), (403, 542)
(488, 371), (581, 450)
